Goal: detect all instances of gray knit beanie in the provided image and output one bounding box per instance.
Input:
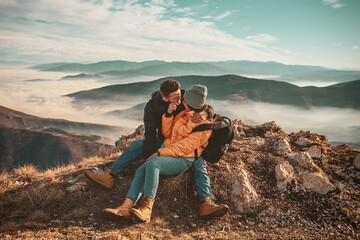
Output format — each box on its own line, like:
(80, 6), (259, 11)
(183, 85), (208, 109)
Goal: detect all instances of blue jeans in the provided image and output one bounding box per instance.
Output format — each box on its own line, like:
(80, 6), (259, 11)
(126, 156), (196, 201)
(110, 138), (212, 199)
(110, 138), (163, 174)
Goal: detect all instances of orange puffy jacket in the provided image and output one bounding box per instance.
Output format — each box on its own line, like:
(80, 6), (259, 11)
(158, 110), (212, 158)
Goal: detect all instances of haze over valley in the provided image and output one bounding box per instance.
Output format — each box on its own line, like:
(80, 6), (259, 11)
(1, 61), (359, 153)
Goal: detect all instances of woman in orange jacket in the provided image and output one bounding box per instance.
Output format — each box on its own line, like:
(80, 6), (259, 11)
(103, 85), (228, 223)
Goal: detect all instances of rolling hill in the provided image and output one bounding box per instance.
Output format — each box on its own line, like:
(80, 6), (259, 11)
(98, 62), (229, 77)
(30, 60), (360, 83)
(0, 105), (130, 140)
(66, 75), (360, 109)
(0, 105), (133, 171)
(30, 60), (166, 73)
(0, 126), (105, 171)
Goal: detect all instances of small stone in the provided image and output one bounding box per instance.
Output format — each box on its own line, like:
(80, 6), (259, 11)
(294, 152), (318, 171)
(306, 145), (322, 159)
(354, 155), (360, 169)
(247, 157), (256, 164)
(295, 137), (313, 147)
(14, 181), (24, 185)
(173, 214), (179, 219)
(273, 138), (292, 156)
(173, 198), (177, 202)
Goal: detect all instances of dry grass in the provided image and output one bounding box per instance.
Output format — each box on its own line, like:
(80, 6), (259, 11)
(15, 183), (65, 210)
(29, 210), (50, 222)
(158, 171), (191, 200)
(13, 164), (40, 182)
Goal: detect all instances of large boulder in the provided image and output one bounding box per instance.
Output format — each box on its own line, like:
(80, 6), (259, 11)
(275, 161), (295, 192)
(300, 171), (336, 195)
(229, 169), (258, 213)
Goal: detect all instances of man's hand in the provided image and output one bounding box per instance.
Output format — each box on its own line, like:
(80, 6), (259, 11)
(146, 152), (159, 162)
(167, 103), (177, 114)
(192, 111), (208, 123)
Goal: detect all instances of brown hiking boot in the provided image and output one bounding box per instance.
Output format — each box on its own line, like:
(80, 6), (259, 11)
(130, 197), (155, 223)
(103, 198), (135, 220)
(199, 197), (229, 219)
(84, 169), (117, 189)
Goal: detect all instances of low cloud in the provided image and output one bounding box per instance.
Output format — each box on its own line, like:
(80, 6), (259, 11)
(209, 100), (360, 144)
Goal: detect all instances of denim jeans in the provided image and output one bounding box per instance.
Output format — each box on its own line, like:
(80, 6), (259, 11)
(109, 138), (163, 174)
(110, 138), (212, 199)
(126, 156), (195, 201)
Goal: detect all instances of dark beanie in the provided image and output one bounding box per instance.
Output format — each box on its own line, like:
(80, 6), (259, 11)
(183, 85), (207, 109)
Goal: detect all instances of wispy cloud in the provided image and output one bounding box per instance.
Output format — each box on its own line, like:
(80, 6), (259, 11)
(353, 46), (359, 50)
(332, 42), (343, 46)
(246, 34), (277, 43)
(322, 0), (346, 9)
(0, 0), (290, 64)
(214, 10), (233, 21)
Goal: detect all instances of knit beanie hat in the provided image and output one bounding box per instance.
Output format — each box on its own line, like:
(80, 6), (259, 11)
(183, 85), (208, 110)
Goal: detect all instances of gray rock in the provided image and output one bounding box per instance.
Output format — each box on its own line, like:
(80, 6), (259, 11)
(273, 138), (292, 156)
(275, 161), (295, 192)
(306, 145), (322, 159)
(230, 169), (258, 213)
(295, 137), (313, 147)
(300, 171), (336, 195)
(354, 154), (360, 170)
(294, 152), (317, 171)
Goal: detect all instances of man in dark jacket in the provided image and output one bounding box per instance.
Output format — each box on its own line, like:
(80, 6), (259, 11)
(84, 80), (229, 219)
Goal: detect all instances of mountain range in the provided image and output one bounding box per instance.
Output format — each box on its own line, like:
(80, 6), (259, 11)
(30, 60), (360, 83)
(66, 75), (360, 110)
(0, 105), (132, 171)
(0, 105), (130, 140)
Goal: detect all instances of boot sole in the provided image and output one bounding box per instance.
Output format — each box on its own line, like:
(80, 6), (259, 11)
(200, 206), (229, 219)
(129, 209), (150, 223)
(102, 210), (130, 221)
(83, 172), (112, 190)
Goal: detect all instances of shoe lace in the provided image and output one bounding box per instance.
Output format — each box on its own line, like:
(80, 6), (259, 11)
(207, 198), (218, 207)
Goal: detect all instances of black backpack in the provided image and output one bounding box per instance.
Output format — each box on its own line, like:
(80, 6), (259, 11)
(191, 115), (235, 163)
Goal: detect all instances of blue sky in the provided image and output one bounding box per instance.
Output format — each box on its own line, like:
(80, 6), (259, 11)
(0, 0), (359, 69)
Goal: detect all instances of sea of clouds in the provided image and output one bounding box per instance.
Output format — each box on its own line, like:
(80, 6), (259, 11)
(1, 66), (359, 146)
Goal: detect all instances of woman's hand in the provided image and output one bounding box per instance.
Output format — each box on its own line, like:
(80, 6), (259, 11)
(192, 111), (208, 123)
(146, 152), (159, 162)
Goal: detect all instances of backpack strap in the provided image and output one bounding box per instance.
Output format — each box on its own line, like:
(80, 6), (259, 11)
(191, 118), (229, 133)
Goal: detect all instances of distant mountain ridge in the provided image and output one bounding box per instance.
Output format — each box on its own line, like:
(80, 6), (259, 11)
(0, 105), (130, 140)
(0, 105), (131, 171)
(66, 75), (360, 109)
(0, 126), (104, 171)
(30, 60), (360, 83)
(30, 60), (167, 73)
